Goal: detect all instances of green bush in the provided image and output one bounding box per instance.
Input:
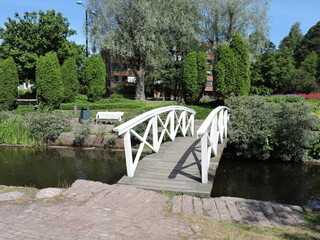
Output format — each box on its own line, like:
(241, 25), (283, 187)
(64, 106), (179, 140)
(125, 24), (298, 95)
(61, 57), (79, 102)
(29, 111), (71, 144)
(226, 96), (318, 162)
(264, 95), (304, 103)
(0, 57), (19, 110)
(83, 55), (106, 102)
(309, 136), (320, 159)
(12, 105), (35, 115)
(73, 120), (90, 146)
(36, 52), (64, 108)
(110, 93), (124, 99)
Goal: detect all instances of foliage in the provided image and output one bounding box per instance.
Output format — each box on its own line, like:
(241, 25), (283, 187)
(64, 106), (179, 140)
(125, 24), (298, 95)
(0, 10), (83, 82)
(12, 105), (36, 115)
(279, 22), (303, 55)
(88, 0), (200, 100)
(273, 103), (318, 161)
(181, 51), (199, 105)
(230, 33), (250, 95)
(0, 118), (35, 145)
(105, 137), (116, 149)
(110, 93), (124, 99)
(28, 111), (71, 144)
(36, 52), (64, 108)
(201, 0), (270, 56)
(61, 57), (79, 102)
(73, 121), (90, 146)
(83, 55), (106, 102)
(308, 136), (320, 159)
(226, 96), (276, 160)
(226, 96), (319, 162)
(294, 21), (320, 65)
(300, 51), (319, 77)
(0, 57), (19, 110)
(264, 95), (304, 103)
(213, 44), (237, 98)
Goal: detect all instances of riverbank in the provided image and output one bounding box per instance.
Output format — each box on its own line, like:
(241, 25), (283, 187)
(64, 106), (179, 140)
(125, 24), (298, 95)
(0, 180), (319, 240)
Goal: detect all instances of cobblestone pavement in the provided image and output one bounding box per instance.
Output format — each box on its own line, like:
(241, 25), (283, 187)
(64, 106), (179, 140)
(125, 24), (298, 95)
(0, 180), (305, 239)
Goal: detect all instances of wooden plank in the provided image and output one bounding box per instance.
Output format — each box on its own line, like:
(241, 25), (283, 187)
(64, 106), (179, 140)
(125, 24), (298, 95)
(116, 136), (226, 196)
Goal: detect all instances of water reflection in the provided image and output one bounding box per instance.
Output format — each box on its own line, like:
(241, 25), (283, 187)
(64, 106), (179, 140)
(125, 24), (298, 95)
(0, 147), (126, 189)
(212, 154), (320, 205)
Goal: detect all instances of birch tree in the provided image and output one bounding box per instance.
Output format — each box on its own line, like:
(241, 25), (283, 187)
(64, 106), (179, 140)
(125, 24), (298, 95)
(87, 0), (200, 100)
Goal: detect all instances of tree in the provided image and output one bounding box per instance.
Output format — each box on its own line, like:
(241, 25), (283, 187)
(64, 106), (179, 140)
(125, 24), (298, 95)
(61, 57), (79, 102)
(87, 0), (200, 100)
(213, 44), (237, 98)
(0, 57), (19, 110)
(197, 51), (208, 96)
(294, 21), (320, 65)
(36, 52), (64, 108)
(230, 33), (250, 95)
(182, 51), (198, 105)
(200, 0), (270, 55)
(0, 10), (84, 83)
(279, 22), (303, 54)
(83, 55), (106, 102)
(292, 51), (319, 93)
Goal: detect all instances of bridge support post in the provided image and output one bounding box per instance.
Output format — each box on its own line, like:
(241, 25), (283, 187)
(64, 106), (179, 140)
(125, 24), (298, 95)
(124, 131), (134, 177)
(201, 132), (208, 184)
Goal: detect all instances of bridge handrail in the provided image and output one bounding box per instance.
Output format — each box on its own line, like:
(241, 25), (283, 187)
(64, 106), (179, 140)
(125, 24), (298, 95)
(113, 105), (196, 177)
(196, 106), (229, 184)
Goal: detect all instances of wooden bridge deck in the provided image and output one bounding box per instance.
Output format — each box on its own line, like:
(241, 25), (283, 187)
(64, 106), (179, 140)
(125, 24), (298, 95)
(117, 136), (227, 196)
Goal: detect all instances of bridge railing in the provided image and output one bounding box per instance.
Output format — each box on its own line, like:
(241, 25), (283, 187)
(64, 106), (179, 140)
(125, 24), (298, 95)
(197, 106), (229, 184)
(113, 106), (196, 177)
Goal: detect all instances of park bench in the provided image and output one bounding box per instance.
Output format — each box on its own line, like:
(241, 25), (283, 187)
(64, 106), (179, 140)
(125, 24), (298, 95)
(95, 111), (124, 124)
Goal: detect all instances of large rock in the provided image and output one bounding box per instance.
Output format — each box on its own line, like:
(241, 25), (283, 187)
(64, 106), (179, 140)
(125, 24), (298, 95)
(0, 191), (26, 201)
(36, 188), (64, 199)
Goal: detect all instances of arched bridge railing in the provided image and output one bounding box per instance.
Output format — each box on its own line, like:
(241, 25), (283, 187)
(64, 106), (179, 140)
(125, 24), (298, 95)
(113, 106), (196, 177)
(197, 106), (229, 184)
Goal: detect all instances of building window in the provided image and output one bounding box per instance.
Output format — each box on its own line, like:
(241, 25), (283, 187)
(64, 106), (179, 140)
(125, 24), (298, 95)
(206, 81), (213, 87)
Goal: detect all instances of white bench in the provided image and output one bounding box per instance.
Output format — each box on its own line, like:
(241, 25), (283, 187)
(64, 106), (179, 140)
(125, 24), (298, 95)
(95, 111), (124, 124)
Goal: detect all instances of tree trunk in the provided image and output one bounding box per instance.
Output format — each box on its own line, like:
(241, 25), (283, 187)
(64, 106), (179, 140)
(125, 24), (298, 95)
(135, 67), (146, 100)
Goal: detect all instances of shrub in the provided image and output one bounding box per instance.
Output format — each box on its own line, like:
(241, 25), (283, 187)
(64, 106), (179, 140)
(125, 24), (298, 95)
(226, 96), (276, 160)
(0, 57), (19, 110)
(182, 51), (200, 105)
(264, 95), (304, 103)
(110, 93), (124, 99)
(12, 105), (36, 115)
(73, 120), (90, 146)
(83, 55), (106, 102)
(29, 111), (71, 144)
(61, 57), (79, 102)
(36, 52), (64, 108)
(273, 103), (318, 161)
(309, 136), (320, 159)
(226, 96), (319, 162)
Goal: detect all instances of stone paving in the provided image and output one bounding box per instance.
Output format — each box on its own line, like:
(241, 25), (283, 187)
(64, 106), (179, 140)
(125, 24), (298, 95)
(0, 180), (306, 239)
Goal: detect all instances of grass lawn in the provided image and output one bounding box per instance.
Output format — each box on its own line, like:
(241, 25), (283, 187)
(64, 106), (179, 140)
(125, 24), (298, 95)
(60, 98), (220, 120)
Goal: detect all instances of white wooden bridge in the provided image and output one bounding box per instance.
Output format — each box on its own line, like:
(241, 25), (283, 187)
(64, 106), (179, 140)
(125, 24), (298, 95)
(113, 105), (229, 196)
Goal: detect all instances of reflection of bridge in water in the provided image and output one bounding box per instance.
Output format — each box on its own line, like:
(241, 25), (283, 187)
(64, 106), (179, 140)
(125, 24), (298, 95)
(114, 106), (229, 196)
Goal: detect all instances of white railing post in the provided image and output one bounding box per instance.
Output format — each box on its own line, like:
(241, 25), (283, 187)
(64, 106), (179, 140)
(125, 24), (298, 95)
(201, 132), (208, 184)
(170, 110), (175, 140)
(153, 116), (159, 151)
(123, 130), (134, 177)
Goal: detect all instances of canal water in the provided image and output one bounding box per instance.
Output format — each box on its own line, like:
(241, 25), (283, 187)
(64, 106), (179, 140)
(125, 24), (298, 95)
(0, 147), (319, 206)
(0, 147), (126, 189)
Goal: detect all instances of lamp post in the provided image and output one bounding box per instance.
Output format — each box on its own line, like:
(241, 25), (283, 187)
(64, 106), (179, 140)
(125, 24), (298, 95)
(76, 1), (89, 57)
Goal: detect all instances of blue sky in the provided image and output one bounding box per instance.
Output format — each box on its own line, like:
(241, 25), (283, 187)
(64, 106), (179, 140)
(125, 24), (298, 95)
(0, 0), (320, 48)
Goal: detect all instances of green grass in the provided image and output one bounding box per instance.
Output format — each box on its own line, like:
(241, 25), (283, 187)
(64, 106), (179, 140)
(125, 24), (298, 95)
(60, 98), (220, 120)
